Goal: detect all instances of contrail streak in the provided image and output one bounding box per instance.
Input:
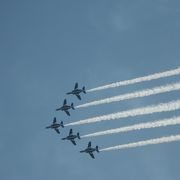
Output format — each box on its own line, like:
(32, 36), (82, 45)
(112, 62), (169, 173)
(87, 67), (180, 92)
(81, 116), (180, 138)
(77, 82), (180, 109)
(65, 100), (180, 126)
(100, 134), (180, 152)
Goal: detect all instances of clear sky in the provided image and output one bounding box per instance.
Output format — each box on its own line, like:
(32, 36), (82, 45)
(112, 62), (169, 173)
(0, 0), (180, 180)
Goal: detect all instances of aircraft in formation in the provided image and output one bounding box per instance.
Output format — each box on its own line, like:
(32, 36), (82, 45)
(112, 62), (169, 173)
(67, 82), (86, 100)
(56, 99), (75, 116)
(62, 128), (81, 145)
(46, 117), (64, 134)
(47, 83), (99, 159)
(80, 141), (99, 159)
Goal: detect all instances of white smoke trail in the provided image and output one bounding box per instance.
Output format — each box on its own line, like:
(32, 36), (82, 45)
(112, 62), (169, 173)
(65, 100), (180, 126)
(87, 67), (180, 92)
(100, 134), (180, 152)
(77, 82), (180, 109)
(81, 116), (180, 138)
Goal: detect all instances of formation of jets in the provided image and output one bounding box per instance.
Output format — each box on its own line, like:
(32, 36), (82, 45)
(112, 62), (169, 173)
(46, 83), (99, 159)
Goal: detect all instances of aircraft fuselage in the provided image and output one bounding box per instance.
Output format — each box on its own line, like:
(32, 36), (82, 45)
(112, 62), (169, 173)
(72, 89), (83, 94)
(46, 123), (60, 129)
(68, 89), (83, 95)
(66, 135), (77, 140)
(58, 105), (71, 111)
(50, 123), (60, 129)
(81, 147), (96, 153)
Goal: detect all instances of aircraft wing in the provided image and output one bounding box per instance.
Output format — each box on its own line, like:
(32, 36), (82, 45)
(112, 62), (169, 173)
(89, 152), (95, 159)
(55, 128), (60, 134)
(74, 82), (78, 89)
(88, 141), (91, 148)
(76, 94), (81, 100)
(63, 99), (67, 105)
(65, 110), (70, 116)
(53, 117), (56, 124)
(69, 129), (73, 135)
(71, 140), (76, 145)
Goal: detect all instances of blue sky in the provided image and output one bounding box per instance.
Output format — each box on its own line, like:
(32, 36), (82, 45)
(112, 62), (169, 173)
(0, 0), (180, 180)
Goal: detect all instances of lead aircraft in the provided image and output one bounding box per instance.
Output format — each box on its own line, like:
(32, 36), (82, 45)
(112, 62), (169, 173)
(46, 117), (64, 134)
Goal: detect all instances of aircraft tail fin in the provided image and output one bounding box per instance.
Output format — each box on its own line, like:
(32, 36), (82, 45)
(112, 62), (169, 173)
(96, 146), (99, 153)
(60, 121), (64, 128)
(77, 132), (81, 139)
(71, 103), (75, 110)
(82, 86), (86, 94)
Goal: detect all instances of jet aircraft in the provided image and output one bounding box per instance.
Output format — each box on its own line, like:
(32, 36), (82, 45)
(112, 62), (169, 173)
(62, 129), (80, 145)
(66, 82), (86, 100)
(56, 99), (75, 116)
(46, 117), (64, 134)
(80, 141), (99, 159)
